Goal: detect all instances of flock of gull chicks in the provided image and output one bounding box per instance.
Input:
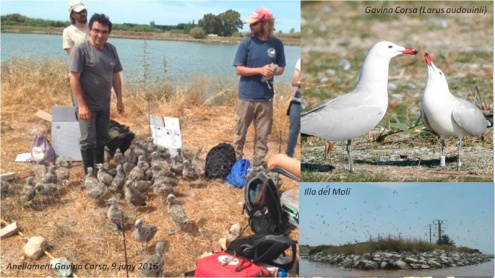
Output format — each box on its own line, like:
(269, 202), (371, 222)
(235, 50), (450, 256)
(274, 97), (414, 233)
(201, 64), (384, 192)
(19, 138), (207, 277)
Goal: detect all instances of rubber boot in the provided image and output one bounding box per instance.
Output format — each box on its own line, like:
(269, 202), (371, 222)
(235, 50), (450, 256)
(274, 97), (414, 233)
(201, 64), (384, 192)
(94, 144), (105, 166)
(80, 148), (95, 175)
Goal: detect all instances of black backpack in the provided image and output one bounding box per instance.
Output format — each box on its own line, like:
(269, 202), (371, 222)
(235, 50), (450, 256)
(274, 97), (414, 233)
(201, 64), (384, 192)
(106, 120), (135, 156)
(204, 143), (236, 179)
(243, 168), (289, 235)
(226, 234), (297, 270)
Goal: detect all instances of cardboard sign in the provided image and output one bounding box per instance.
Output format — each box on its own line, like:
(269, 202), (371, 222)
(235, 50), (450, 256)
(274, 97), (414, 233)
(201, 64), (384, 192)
(149, 116), (183, 157)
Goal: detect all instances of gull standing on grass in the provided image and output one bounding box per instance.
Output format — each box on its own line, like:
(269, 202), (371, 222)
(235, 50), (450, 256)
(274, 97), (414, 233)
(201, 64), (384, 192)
(22, 177), (36, 203)
(106, 198), (131, 231)
(301, 41), (418, 172)
(165, 193), (188, 232)
(133, 219), (157, 253)
(420, 53), (490, 170)
(140, 241), (165, 277)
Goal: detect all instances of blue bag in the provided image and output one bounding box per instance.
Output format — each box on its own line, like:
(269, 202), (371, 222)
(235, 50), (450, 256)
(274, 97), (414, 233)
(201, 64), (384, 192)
(225, 159), (252, 188)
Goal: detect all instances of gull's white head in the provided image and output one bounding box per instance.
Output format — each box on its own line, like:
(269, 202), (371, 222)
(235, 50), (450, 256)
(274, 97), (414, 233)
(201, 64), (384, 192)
(424, 52), (450, 92)
(370, 41), (418, 59)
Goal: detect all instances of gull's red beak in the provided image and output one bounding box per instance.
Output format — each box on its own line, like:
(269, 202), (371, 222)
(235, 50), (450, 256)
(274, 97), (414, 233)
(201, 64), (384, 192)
(403, 47), (418, 55)
(424, 52), (432, 65)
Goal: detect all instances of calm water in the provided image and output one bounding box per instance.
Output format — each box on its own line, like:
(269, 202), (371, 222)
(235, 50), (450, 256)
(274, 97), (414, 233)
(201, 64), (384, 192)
(300, 258), (495, 277)
(0, 33), (300, 82)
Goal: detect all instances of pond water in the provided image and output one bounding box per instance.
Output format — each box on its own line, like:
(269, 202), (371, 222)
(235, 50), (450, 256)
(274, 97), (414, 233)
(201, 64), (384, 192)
(1, 33), (300, 82)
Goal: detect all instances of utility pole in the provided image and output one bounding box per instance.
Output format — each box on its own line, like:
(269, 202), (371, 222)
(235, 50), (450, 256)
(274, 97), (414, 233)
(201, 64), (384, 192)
(430, 224), (432, 243)
(437, 220), (442, 242)
(423, 224), (432, 243)
(432, 219), (447, 244)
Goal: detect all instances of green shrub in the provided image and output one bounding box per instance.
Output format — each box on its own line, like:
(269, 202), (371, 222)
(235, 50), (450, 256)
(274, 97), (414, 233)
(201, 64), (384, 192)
(189, 27), (206, 39)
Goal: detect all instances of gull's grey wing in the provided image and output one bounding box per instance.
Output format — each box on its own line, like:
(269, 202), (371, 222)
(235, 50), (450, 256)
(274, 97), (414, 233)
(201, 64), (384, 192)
(452, 98), (488, 137)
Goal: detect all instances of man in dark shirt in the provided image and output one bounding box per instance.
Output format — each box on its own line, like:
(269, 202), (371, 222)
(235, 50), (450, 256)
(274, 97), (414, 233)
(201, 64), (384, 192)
(70, 13), (124, 174)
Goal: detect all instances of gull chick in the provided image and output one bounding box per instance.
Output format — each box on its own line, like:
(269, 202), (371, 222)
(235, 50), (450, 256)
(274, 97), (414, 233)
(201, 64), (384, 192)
(96, 163), (113, 186)
(35, 183), (58, 196)
(110, 164), (126, 199)
(182, 160), (199, 180)
(165, 194), (188, 231)
(85, 179), (107, 207)
(82, 167), (98, 190)
(113, 148), (124, 165)
(133, 219), (158, 253)
(191, 147), (205, 178)
(22, 176), (36, 203)
(125, 181), (147, 207)
(106, 198), (131, 231)
(140, 241), (165, 277)
(41, 165), (57, 184)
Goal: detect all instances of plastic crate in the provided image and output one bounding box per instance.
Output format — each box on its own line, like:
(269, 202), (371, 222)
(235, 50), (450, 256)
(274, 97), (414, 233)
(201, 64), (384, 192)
(280, 189), (299, 227)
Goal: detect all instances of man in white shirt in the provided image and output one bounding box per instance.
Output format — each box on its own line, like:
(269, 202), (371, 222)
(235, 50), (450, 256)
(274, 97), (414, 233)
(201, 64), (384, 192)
(63, 0), (89, 55)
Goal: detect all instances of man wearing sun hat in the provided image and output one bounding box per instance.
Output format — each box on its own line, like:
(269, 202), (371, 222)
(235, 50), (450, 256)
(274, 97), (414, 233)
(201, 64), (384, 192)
(63, 1), (89, 106)
(63, 0), (89, 55)
(233, 7), (286, 168)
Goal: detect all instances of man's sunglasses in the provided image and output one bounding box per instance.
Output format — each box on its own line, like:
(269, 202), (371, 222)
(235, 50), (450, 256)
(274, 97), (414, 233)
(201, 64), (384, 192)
(74, 9), (87, 14)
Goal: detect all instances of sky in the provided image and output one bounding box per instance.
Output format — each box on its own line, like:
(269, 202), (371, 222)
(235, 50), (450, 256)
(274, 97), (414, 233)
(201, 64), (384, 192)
(300, 182), (495, 255)
(0, 0), (301, 33)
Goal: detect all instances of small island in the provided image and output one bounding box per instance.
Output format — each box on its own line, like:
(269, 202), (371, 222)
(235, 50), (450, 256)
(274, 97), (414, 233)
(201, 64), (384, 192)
(301, 236), (493, 271)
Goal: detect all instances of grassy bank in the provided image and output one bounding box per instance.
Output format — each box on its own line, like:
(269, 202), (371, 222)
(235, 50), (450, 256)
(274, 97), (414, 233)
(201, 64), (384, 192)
(304, 237), (481, 256)
(1, 58), (299, 277)
(1, 25), (300, 46)
(1, 57), (295, 143)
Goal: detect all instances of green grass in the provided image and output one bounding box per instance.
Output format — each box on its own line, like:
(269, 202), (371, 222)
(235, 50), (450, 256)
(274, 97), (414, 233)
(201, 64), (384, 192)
(305, 237), (482, 256)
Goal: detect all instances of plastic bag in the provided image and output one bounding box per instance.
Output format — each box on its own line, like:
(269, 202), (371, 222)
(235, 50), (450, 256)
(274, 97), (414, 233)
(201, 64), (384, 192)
(31, 134), (56, 165)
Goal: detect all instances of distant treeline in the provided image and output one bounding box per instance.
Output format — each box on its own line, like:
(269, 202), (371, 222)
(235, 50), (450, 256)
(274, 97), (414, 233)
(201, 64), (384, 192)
(1, 13), (196, 34)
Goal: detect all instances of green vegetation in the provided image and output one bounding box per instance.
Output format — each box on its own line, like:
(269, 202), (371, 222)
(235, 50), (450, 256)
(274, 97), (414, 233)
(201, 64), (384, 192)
(189, 27), (206, 39)
(1, 12), (300, 44)
(1, 13), (197, 34)
(198, 9), (242, 37)
(1, 13), (67, 27)
(303, 236), (481, 256)
(437, 234), (455, 246)
(300, 244), (312, 256)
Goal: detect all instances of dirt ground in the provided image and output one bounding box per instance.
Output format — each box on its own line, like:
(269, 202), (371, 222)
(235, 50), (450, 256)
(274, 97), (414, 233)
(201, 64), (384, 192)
(301, 1), (493, 182)
(302, 131), (493, 182)
(1, 99), (299, 276)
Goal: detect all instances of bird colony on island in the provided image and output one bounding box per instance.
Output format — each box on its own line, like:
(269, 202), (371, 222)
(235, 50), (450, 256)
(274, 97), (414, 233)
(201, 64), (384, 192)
(301, 41), (491, 172)
(17, 138), (204, 277)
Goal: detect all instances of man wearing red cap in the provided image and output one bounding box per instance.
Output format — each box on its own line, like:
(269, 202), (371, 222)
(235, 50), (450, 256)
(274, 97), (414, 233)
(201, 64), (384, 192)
(63, 0), (89, 56)
(233, 7), (286, 168)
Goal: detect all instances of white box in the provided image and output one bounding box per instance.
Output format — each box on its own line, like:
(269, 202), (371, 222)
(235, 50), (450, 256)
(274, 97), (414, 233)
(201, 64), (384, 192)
(51, 106), (82, 161)
(149, 116), (183, 156)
